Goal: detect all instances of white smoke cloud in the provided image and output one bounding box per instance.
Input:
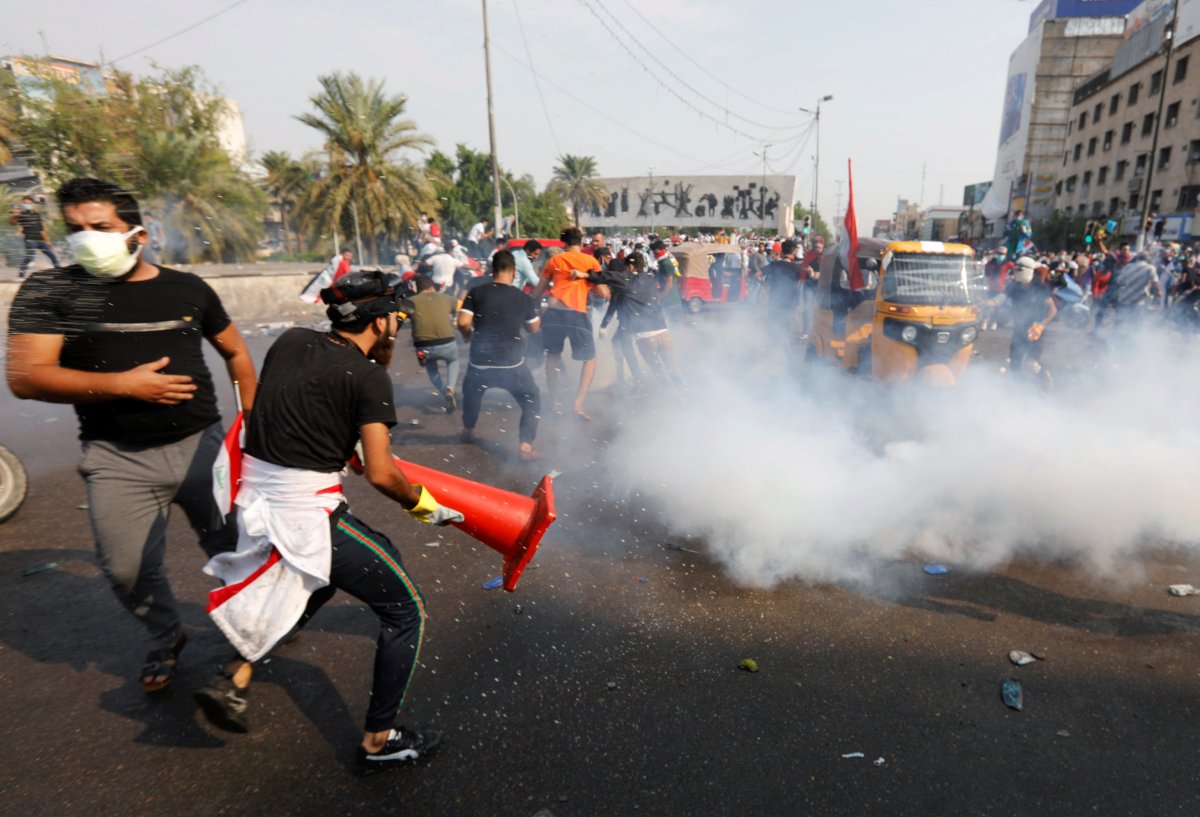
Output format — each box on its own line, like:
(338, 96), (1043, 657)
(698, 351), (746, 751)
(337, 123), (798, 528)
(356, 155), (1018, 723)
(604, 313), (1200, 588)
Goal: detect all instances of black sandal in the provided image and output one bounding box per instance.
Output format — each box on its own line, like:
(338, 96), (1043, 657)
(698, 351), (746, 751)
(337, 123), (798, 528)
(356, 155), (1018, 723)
(141, 631), (188, 693)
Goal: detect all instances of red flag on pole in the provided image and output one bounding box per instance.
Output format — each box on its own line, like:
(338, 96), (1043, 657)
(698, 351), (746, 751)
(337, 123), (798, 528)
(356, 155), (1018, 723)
(839, 159), (863, 290)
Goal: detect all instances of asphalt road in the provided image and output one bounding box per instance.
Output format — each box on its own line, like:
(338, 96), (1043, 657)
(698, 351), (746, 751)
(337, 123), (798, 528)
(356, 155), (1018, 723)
(2, 310), (1199, 817)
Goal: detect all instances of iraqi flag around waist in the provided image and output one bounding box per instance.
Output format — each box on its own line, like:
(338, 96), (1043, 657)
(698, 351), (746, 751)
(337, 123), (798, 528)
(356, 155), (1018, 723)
(838, 159), (863, 290)
(212, 411), (244, 517)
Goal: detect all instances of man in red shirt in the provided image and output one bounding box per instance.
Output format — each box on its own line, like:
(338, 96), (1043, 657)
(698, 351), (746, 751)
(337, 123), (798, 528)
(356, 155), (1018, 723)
(532, 227), (607, 420)
(333, 248), (353, 282)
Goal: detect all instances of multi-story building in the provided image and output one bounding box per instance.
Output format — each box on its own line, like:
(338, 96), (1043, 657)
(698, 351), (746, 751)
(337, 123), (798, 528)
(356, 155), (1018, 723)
(980, 0), (1141, 231)
(1054, 2), (1200, 240)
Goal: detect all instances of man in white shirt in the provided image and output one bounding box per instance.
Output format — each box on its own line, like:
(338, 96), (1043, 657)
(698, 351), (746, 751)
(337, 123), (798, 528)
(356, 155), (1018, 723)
(466, 218), (491, 258)
(427, 250), (461, 292)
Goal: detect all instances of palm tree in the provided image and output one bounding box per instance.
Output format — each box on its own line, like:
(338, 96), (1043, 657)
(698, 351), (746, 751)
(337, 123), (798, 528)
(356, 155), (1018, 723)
(0, 72), (20, 166)
(137, 130), (265, 263)
(295, 72), (436, 262)
(259, 150), (314, 255)
(549, 154), (608, 229)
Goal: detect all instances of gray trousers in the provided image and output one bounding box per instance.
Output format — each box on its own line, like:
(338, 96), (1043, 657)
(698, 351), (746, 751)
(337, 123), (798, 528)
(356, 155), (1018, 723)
(78, 423), (235, 648)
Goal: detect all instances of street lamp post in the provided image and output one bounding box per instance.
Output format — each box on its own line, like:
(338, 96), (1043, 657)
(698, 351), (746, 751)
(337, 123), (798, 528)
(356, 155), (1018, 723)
(501, 177), (520, 238)
(799, 95), (834, 232)
(482, 0), (504, 236)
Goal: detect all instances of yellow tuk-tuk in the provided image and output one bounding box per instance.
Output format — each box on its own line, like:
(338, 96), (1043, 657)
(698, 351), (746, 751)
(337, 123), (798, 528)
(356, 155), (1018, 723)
(807, 239), (980, 386)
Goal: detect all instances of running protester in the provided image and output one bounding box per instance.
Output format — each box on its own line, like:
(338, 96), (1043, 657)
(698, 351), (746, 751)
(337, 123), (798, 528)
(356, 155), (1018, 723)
(5, 177), (255, 693)
(400, 274), (460, 413)
(195, 270), (461, 774)
(456, 251), (543, 460)
(591, 249), (682, 389)
(531, 226), (607, 420)
(9, 195), (60, 278)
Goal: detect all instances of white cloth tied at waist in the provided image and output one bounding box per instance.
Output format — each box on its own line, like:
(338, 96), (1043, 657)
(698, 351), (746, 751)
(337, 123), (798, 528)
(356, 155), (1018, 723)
(203, 454), (345, 662)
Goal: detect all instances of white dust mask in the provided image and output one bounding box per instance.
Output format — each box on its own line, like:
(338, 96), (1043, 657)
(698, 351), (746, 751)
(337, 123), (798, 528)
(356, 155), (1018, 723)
(68, 226), (145, 278)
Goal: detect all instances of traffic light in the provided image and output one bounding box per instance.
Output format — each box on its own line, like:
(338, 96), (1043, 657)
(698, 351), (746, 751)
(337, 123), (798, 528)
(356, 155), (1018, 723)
(803, 215), (812, 235)
(1083, 220), (1097, 245)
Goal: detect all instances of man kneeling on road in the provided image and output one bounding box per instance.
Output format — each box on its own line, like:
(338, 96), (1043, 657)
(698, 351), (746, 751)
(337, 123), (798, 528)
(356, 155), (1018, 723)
(196, 270), (462, 774)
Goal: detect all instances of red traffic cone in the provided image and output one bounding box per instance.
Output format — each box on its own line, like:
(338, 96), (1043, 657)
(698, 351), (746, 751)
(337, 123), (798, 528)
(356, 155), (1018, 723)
(351, 452), (555, 591)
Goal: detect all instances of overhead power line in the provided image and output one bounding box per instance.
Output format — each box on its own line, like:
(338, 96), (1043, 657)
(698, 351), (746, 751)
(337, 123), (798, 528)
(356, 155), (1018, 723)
(617, 0), (800, 117)
(512, 0), (562, 157)
(111, 0), (253, 64)
(586, 0), (807, 134)
(573, 0), (797, 143)
(494, 42), (749, 170)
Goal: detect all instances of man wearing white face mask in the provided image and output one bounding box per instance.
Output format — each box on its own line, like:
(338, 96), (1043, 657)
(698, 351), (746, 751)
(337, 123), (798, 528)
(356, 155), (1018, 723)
(5, 177), (256, 694)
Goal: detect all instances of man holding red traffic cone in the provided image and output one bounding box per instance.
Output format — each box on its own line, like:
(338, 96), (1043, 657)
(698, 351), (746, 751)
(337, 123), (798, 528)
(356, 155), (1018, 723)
(196, 270), (461, 774)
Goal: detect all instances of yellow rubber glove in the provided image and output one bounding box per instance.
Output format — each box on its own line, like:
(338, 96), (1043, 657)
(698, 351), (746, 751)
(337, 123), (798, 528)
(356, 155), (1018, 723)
(406, 484), (465, 526)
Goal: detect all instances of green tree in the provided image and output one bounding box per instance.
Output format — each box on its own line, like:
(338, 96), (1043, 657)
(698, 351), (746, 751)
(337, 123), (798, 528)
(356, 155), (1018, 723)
(138, 130), (265, 263)
(793, 204), (833, 243)
(5, 62), (265, 262)
(425, 145), (568, 239)
(548, 154), (607, 228)
(0, 70), (21, 165)
(295, 72), (436, 262)
(259, 150), (319, 255)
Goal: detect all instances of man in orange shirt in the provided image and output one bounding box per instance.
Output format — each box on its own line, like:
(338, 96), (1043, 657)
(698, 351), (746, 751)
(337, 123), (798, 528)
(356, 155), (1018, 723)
(532, 226), (607, 420)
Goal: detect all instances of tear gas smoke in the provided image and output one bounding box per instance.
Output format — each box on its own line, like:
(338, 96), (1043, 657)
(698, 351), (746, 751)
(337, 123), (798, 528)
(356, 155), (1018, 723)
(604, 315), (1200, 588)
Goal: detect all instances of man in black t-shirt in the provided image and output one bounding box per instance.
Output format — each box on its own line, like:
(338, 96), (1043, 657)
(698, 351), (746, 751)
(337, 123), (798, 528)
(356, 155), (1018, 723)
(8, 195), (60, 277)
(195, 270), (458, 773)
(763, 239), (804, 336)
(457, 250), (544, 461)
(6, 178), (256, 693)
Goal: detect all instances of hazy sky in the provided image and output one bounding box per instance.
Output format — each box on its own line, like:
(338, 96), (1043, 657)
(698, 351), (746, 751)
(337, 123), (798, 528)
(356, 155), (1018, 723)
(3, 0), (1036, 227)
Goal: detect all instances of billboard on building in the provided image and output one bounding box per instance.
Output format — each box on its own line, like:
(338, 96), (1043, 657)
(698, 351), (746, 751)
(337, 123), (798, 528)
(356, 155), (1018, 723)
(3, 56), (109, 100)
(1030, 0), (1144, 31)
(1125, 0), (1175, 38)
(581, 175), (797, 234)
(982, 26), (1045, 219)
(1176, 0), (1200, 43)
(963, 182), (993, 207)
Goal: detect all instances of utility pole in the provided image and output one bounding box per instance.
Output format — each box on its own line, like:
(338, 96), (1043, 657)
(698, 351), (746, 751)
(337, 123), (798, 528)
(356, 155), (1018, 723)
(1137, 5), (1178, 250)
(350, 198), (364, 263)
(919, 163), (927, 208)
(647, 165), (657, 234)
(482, 0), (504, 238)
(754, 145), (772, 235)
(799, 95), (833, 224)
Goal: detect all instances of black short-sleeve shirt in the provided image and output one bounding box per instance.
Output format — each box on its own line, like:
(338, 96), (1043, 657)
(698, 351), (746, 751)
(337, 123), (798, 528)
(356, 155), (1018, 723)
(15, 210), (43, 239)
(460, 282), (539, 367)
(8, 265), (230, 444)
(244, 328), (397, 472)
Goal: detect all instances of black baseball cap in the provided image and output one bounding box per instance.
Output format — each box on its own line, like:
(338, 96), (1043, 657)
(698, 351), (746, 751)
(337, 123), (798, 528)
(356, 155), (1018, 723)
(321, 270), (404, 327)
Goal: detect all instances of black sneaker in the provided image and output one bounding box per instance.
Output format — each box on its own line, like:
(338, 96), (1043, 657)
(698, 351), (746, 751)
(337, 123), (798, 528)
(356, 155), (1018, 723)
(356, 726), (442, 775)
(194, 675), (250, 733)
(443, 388), (457, 415)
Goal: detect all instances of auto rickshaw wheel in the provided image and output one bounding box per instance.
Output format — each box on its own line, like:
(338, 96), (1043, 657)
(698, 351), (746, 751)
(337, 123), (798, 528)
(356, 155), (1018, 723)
(686, 298), (703, 315)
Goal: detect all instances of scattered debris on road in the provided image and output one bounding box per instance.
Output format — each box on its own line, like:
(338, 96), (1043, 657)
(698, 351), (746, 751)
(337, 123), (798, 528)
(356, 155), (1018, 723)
(1001, 679), (1024, 711)
(1168, 584), (1199, 596)
(738, 658), (759, 673)
(1009, 650), (1038, 666)
(21, 562), (58, 577)
(482, 575), (503, 590)
(923, 563), (949, 575)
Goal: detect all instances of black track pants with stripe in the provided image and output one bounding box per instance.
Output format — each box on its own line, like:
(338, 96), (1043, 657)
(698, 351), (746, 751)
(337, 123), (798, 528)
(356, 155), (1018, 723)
(298, 508), (427, 733)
